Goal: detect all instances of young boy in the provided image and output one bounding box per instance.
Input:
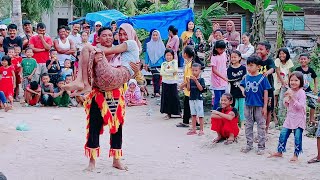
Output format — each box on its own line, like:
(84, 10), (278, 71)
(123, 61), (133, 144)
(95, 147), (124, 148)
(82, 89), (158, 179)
(186, 63), (206, 136)
(295, 53), (318, 124)
(40, 73), (54, 106)
(53, 78), (71, 107)
(60, 59), (73, 80)
(240, 54), (271, 155)
(24, 81), (41, 106)
(12, 45), (22, 101)
(65, 75), (77, 107)
(256, 41), (275, 135)
(308, 96), (320, 164)
(21, 48), (37, 90)
(46, 49), (61, 86)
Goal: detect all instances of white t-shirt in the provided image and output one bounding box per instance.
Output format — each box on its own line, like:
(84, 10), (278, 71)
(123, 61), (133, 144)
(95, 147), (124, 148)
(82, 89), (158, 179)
(68, 33), (81, 50)
(273, 58), (294, 90)
(121, 40), (140, 76)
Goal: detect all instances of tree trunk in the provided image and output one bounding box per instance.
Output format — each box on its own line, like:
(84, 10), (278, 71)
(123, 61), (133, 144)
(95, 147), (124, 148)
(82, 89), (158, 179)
(251, 0), (265, 47)
(276, 0), (285, 50)
(11, 0), (23, 36)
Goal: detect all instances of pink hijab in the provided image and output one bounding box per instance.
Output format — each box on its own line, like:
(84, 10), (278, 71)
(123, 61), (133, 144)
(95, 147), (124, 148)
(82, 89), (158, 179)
(119, 23), (142, 52)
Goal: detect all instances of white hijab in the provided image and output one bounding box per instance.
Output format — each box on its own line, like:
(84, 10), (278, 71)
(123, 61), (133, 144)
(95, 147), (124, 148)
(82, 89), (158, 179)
(146, 30), (166, 64)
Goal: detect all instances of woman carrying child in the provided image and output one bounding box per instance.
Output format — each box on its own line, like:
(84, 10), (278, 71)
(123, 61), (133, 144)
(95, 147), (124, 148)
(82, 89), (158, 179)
(211, 93), (239, 144)
(160, 49), (181, 120)
(269, 71), (306, 162)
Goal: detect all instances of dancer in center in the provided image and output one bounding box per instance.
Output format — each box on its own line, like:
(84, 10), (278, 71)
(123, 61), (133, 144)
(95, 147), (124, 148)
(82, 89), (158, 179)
(65, 25), (141, 171)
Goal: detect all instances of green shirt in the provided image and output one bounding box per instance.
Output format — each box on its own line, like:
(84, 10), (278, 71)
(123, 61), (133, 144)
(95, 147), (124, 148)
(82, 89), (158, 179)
(21, 58), (37, 77)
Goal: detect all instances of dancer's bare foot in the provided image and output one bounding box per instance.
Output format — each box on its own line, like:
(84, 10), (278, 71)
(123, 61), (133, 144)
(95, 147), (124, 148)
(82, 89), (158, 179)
(112, 158), (128, 171)
(84, 158), (96, 171)
(268, 152), (283, 158)
(289, 155), (298, 163)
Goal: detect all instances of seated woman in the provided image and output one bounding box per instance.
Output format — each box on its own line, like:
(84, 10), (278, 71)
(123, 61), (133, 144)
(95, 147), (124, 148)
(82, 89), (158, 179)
(211, 93), (239, 145)
(63, 23), (142, 93)
(124, 79), (147, 106)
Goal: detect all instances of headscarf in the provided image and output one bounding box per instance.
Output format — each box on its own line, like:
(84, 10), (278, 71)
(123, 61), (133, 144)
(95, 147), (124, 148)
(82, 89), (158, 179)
(143, 28), (156, 52)
(146, 30), (166, 64)
(226, 20), (236, 33)
(119, 23), (142, 51)
(192, 26), (204, 45)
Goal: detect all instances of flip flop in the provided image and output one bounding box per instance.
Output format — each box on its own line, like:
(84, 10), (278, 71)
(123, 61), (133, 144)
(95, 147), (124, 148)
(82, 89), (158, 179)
(212, 138), (224, 144)
(308, 157), (320, 164)
(224, 139), (235, 145)
(187, 130), (197, 135)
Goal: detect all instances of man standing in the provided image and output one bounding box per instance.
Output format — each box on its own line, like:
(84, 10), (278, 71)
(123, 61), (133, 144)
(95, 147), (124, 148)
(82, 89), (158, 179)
(0, 24), (7, 59)
(29, 23), (53, 82)
(21, 20), (37, 49)
(3, 24), (23, 54)
(68, 23), (82, 51)
(82, 23), (91, 35)
(88, 21), (102, 43)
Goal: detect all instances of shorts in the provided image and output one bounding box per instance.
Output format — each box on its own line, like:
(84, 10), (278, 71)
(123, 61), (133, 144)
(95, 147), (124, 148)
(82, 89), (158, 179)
(307, 96), (316, 109)
(316, 121), (320, 138)
(267, 96), (274, 112)
(22, 77), (30, 90)
(189, 100), (204, 118)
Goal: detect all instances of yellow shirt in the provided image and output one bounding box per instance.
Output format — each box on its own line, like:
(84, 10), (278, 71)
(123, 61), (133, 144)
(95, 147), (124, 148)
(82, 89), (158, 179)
(183, 61), (192, 97)
(160, 60), (178, 82)
(181, 31), (194, 47)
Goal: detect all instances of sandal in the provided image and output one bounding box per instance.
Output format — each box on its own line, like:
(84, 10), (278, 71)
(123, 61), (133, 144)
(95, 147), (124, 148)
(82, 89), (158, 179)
(224, 138), (235, 145)
(241, 146), (252, 153)
(308, 157), (320, 164)
(176, 123), (189, 128)
(212, 137), (224, 144)
(187, 130), (197, 135)
(163, 115), (171, 120)
(198, 131), (204, 136)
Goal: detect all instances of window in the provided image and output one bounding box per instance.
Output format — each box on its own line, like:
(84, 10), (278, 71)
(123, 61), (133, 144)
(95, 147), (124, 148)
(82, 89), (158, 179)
(283, 12), (305, 31)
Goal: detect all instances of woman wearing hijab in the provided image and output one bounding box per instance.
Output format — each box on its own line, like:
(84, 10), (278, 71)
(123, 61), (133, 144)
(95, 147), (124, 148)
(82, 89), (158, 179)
(223, 20), (240, 50)
(145, 30), (166, 97)
(192, 26), (207, 65)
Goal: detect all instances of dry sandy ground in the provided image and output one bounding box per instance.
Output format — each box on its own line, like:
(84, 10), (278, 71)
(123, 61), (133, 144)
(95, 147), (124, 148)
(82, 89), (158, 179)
(0, 97), (319, 180)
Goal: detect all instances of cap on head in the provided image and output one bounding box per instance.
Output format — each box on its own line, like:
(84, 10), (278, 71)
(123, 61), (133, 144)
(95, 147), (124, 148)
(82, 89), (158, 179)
(23, 20), (32, 26)
(0, 24), (7, 30)
(95, 21), (102, 26)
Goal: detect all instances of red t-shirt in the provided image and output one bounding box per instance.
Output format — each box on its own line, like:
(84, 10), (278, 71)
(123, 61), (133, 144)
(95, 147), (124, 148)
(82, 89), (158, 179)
(29, 35), (53, 63)
(11, 56), (23, 73)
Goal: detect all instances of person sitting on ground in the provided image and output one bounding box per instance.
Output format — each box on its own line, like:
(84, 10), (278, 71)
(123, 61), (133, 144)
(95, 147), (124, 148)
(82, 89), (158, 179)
(60, 59), (73, 80)
(124, 79), (147, 107)
(24, 81), (41, 106)
(0, 91), (10, 112)
(40, 73), (54, 106)
(53, 78), (71, 107)
(211, 93), (240, 145)
(63, 24), (143, 94)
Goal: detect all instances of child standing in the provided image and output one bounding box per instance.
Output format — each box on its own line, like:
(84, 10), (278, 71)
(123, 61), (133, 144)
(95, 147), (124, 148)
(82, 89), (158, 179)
(12, 46), (22, 101)
(124, 79), (147, 106)
(308, 95), (320, 164)
(240, 55), (271, 155)
(256, 41), (275, 134)
(0, 55), (16, 105)
(46, 49), (61, 86)
(60, 59), (73, 80)
(177, 46), (194, 128)
(210, 40), (229, 110)
(21, 48), (37, 91)
(211, 93), (239, 144)
(274, 48), (294, 122)
(53, 79), (71, 107)
(160, 49), (181, 119)
(24, 81), (41, 106)
(227, 50), (246, 128)
(269, 71), (306, 162)
(40, 73), (54, 106)
(295, 53), (318, 124)
(186, 63), (206, 136)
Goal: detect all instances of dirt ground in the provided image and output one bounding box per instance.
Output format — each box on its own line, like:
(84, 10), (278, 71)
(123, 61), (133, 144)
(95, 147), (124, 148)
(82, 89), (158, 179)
(0, 97), (319, 180)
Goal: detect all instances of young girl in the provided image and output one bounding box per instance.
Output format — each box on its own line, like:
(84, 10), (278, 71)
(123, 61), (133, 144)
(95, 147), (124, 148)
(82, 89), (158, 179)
(227, 50), (246, 128)
(12, 46), (23, 101)
(124, 79), (147, 107)
(60, 59), (73, 80)
(160, 49), (181, 120)
(273, 48), (294, 122)
(0, 55), (16, 105)
(211, 93), (239, 145)
(211, 40), (228, 110)
(269, 71), (306, 162)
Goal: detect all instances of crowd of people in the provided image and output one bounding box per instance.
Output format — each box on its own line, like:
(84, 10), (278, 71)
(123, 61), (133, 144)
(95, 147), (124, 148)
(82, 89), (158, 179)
(0, 18), (320, 171)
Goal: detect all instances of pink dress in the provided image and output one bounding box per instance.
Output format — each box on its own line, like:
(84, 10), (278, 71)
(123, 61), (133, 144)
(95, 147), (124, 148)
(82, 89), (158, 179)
(166, 35), (180, 60)
(210, 52), (228, 90)
(283, 88), (306, 130)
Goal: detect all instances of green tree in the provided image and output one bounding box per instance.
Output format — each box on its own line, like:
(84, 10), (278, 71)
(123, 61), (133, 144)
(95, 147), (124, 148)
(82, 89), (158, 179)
(227, 0), (301, 47)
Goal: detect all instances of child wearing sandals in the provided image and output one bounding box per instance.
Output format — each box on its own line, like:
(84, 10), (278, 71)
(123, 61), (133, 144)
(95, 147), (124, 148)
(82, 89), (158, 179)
(239, 54), (271, 155)
(269, 71), (306, 162)
(186, 63), (206, 136)
(211, 93), (239, 145)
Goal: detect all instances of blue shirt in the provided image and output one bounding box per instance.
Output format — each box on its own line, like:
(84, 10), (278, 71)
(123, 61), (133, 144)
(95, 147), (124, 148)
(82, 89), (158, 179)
(240, 74), (271, 107)
(145, 52), (165, 68)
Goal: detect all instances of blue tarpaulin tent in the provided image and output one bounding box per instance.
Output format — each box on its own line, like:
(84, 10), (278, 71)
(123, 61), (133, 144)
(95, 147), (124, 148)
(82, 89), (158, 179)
(69, 9), (194, 37)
